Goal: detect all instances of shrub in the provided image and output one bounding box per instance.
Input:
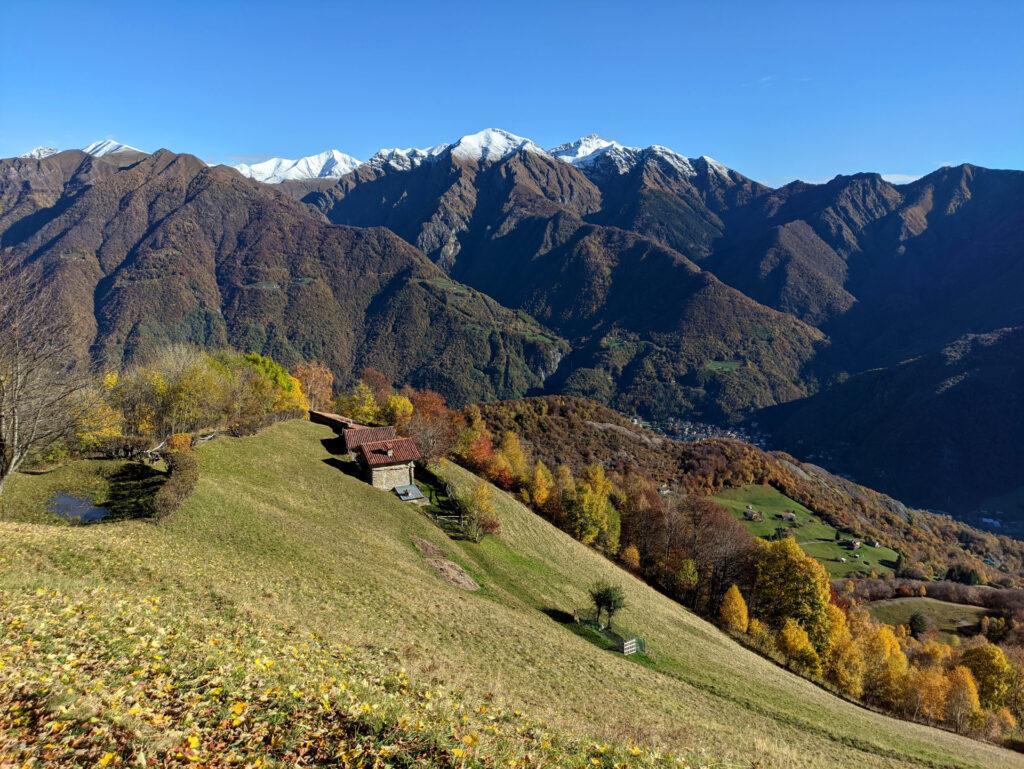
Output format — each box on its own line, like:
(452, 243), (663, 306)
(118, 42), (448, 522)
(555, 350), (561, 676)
(620, 543), (641, 572)
(166, 433), (193, 452)
(153, 451), (199, 520)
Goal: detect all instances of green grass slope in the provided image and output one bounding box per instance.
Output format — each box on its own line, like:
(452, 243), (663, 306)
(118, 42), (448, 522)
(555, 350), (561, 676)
(867, 597), (993, 644)
(713, 484), (899, 577)
(0, 420), (1019, 768)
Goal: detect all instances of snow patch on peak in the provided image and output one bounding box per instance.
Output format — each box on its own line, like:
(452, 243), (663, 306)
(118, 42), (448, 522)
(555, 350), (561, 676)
(84, 139), (143, 157)
(450, 129), (543, 164)
(697, 155), (730, 177)
(648, 145), (696, 177)
(234, 149), (362, 184)
(550, 134), (640, 175)
(550, 134), (620, 163)
(368, 144), (446, 172)
(19, 146), (59, 159)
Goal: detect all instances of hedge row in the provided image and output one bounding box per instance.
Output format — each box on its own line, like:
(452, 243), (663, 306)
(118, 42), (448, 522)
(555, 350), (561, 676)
(153, 451), (200, 520)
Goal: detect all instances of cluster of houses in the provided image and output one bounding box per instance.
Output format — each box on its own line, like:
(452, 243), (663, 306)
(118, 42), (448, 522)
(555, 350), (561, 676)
(310, 410), (424, 498)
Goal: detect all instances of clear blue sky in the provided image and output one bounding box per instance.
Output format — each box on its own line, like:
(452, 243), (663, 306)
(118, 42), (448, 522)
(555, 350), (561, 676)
(2, 0), (1021, 185)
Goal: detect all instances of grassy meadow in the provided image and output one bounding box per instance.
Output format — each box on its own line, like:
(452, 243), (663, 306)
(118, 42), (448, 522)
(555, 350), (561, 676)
(867, 597), (993, 644)
(0, 420), (1019, 768)
(713, 484), (900, 577)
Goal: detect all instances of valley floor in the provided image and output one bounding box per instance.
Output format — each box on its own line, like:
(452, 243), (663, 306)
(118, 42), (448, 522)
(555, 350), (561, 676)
(0, 420), (1019, 768)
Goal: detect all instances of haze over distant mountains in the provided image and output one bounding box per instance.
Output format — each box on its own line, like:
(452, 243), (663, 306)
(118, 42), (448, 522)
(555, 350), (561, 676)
(3, 128), (1023, 525)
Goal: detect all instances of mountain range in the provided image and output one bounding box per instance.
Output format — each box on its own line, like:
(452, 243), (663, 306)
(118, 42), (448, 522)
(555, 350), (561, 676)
(3, 129), (1022, 525)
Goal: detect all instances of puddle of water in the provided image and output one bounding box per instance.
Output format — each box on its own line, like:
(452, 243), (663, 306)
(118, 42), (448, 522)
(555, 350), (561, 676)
(50, 493), (110, 523)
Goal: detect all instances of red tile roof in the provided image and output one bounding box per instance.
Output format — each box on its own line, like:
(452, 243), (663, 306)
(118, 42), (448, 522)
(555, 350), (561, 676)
(344, 425), (398, 450)
(356, 437), (422, 467)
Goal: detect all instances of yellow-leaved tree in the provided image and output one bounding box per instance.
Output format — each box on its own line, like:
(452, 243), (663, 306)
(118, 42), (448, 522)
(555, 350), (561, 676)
(752, 537), (832, 649)
(959, 642), (1012, 709)
(946, 665), (982, 734)
(904, 665), (950, 723)
(384, 394), (414, 430)
(291, 361), (334, 411)
(862, 624), (909, 710)
(499, 432), (530, 485)
(336, 381), (380, 424)
(530, 460), (554, 509)
(822, 603), (865, 699)
(777, 618), (821, 676)
(719, 584), (749, 634)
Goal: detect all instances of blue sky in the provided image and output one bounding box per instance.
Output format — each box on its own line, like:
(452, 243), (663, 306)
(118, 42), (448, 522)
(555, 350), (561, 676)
(1, 0), (1021, 186)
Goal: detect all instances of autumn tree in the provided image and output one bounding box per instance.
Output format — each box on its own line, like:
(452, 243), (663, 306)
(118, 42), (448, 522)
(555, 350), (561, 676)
(574, 464), (618, 552)
(406, 390), (460, 463)
(904, 666), (950, 723)
(291, 361), (334, 411)
(752, 538), (832, 649)
(720, 584), (749, 634)
(498, 432), (530, 484)
(335, 381), (381, 424)
(946, 665), (982, 734)
(822, 604), (866, 699)
(620, 543), (641, 572)
(960, 642), (1012, 709)
(862, 624), (909, 709)
(778, 619), (822, 677)
(0, 264), (90, 494)
(383, 394), (414, 429)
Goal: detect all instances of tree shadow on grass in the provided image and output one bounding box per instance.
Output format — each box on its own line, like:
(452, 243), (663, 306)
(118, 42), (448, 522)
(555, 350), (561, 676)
(541, 607), (576, 624)
(102, 463), (166, 521)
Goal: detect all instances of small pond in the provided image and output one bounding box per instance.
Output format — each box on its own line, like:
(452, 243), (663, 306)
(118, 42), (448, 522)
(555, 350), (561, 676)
(50, 493), (110, 523)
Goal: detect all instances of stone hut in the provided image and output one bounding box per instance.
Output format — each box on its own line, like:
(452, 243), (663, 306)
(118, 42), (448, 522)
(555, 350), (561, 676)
(355, 437), (422, 490)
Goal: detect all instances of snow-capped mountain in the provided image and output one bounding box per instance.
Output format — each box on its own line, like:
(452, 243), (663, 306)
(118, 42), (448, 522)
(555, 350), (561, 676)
(84, 139), (143, 157)
(450, 129), (544, 164)
(366, 144), (446, 172)
(19, 146), (60, 159)
(548, 135), (732, 180)
(233, 150), (361, 184)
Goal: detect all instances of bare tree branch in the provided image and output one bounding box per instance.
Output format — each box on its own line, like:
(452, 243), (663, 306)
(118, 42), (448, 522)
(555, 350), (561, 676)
(0, 262), (91, 494)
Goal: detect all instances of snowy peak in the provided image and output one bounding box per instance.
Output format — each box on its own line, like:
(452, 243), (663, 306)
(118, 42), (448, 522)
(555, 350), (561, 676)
(367, 145), (446, 172)
(84, 139), (143, 157)
(549, 134), (641, 174)
(550, 134), (628, 164)
(234, 149), (361, 184)
(648, 145), (696, 177)
(450, 129), (544, 164)
(547, 135), (736, 180)
(19, 146), (59, 159)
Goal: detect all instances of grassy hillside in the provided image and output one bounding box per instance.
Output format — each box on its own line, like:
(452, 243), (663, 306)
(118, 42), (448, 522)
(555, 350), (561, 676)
(0, 420), (1019, 768)
(867, 597), (993, 644)
(713, 485), (899, 577)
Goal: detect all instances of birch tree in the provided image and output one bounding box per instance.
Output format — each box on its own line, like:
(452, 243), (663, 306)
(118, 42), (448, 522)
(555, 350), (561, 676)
(0, 264), (88, 495)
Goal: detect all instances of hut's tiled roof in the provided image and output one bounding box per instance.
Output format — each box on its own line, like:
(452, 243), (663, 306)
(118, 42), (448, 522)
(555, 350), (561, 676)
(356, 437), (422, 467)
(345, 425), (398, 450)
